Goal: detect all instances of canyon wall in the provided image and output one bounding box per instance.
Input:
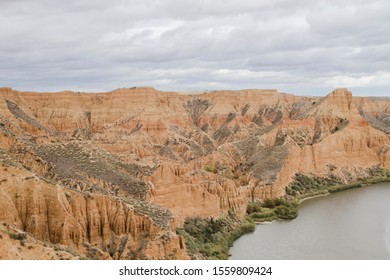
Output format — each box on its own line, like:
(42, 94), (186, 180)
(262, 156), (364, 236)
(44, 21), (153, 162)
(0, 87), (389, 259)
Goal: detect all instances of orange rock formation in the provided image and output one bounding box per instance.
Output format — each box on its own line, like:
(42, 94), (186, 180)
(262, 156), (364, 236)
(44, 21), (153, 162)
(0, 87), (389, 259)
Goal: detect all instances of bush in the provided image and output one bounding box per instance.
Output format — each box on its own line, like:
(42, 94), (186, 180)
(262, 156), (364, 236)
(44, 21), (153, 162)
(274, 205), (298, 219)
(227, 217), (255, 244)
(249, 211), (277, 220)
(246, 201), (262, 214)
(328, 183), (362, 193)
(8, 232), (26, 240)
(245, 198), (299, 222)
(286, 173), (340, 197)
(204, 165), (217, 173)
(177, 215), (255, 260)
(262, 198), (297, 209)
(262, 198), (285, 209)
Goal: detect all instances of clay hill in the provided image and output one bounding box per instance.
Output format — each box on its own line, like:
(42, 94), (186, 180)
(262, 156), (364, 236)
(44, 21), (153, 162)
(0, 87), (389, 259)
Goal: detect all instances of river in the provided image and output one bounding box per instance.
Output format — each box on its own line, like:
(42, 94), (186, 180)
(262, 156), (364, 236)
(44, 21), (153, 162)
(229, 183), (390, 259)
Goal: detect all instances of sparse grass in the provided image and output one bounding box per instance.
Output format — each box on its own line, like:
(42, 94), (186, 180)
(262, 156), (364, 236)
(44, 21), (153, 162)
(241, 104), (250, 116)
(223, 172), (233, 179)
(125, 198), (173, 229)
(297, 189), (329, 200)
(366, 176), (390, 184)
(204, 165), (217, 173)
(5, 100), (51, 133)
(328, 182), (363, 193)
(184, 98), (211, 126)
(35, 143), (149, 199)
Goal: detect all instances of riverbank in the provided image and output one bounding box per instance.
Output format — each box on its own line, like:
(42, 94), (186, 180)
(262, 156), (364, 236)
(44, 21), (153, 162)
(251, 172), (390, 224)
(177, 170), (390, 259)
(297, 173), (390, 202)
(229, 182), (390, 260)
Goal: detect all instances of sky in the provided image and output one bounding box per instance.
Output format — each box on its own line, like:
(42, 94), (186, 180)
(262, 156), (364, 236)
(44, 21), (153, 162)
(1, 0), (390, 96)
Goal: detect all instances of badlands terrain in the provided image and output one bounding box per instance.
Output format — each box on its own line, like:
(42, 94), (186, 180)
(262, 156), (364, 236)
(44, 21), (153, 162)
(0, 87), (389, 259)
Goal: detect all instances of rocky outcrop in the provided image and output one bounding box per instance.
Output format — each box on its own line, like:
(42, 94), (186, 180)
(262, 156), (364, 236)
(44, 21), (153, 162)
(271, 89), (390, 195)
(0, 86), (389, 259)
(0, 164), (187, 260)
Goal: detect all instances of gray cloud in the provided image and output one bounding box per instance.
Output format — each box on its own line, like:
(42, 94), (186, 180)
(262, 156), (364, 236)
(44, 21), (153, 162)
(1, 0), (390, 96)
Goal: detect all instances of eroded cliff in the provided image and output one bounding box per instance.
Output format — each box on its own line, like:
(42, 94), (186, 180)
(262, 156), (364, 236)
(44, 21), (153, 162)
(0, 87), (389, 259)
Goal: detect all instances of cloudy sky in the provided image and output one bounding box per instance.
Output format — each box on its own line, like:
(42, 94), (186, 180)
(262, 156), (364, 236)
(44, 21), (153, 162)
(1, 0), (390, 96)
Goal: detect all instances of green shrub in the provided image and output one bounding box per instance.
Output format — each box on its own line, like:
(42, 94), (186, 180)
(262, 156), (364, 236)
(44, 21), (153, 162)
(227, 217), (255, 244)
(286, 173), (340, 197)
(246, 201), (262, 214)
(249, 211), (277, 220)
(274, 205), (298, 219)
(8, 232), (26, 240)
(262, 198), (297, 209)
(328, 183), (362, 193)
(179, 169), (390, 260)
(204, 165), (217, 173)
(177, 215), (255, 260)
(246, 198), (299, 222)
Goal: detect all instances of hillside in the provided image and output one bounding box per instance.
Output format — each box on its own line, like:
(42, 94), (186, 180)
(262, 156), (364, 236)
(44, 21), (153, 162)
(0, 87), (389, 259)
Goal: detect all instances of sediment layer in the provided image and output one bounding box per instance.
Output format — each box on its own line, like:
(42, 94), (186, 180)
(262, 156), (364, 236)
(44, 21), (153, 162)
(0, 87), (389, 259)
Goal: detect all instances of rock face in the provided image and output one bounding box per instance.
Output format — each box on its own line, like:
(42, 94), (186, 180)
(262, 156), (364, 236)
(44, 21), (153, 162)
(0, 87), (389, 259)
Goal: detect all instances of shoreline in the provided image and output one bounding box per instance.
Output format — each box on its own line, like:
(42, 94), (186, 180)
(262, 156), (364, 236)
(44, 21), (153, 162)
(249, 177), (390, 225)
(255, 192), (331, 225)
(178, 175), (390, 259)
(254, 185), (366, 225)
(228, 176), (390, 255)
(229, 181), (390, 260)
(298, 192), (330, 203)
(256, 220), (276, 225)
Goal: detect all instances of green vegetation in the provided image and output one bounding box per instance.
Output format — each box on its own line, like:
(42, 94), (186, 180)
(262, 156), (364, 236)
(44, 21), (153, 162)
(204, 165), (217, 173)
(287, 168), (390, 200)
(179, 168), (390, 260)
(247, 198), (298, 222)
(364, 167), (390, 184)
(1, 230), (26, 241)
(249, 210), (277, 222)
(9, 232), (25, 240)
(222, 171), (233, 179)
(246, 201), (263, 214)
(328, 182), (362, 193)
(178, 199), (299, 259)
(286, 173), (340, 197)
(176, 213), (255, 260)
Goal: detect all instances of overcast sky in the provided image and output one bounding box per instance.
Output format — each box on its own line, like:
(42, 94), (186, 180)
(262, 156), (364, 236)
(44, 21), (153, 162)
(1, 0), (390, 96)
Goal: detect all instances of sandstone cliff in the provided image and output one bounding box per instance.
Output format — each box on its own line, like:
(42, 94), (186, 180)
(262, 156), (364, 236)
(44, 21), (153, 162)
(0, 87), (389, 259)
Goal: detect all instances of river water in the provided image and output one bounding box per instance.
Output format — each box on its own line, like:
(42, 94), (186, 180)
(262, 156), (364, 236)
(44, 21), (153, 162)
(229, 183), (390, 259)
